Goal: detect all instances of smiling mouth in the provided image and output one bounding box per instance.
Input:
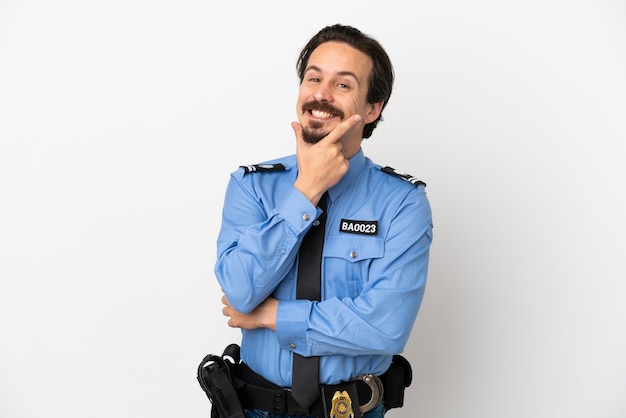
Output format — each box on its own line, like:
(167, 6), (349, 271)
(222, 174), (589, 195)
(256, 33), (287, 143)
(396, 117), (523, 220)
(303, 101), (345, 121)
(309, 109), (336, 119)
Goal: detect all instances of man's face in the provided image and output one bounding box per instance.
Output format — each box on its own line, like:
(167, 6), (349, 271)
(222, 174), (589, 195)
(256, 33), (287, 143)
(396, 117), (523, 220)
(296, 41), (380, 146)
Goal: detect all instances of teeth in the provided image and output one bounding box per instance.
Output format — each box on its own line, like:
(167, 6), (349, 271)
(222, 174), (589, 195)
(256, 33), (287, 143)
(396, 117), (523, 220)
(311, 110), (334, 119)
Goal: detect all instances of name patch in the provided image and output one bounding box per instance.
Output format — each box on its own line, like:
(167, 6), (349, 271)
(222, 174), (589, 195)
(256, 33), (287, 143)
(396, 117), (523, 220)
(339, 219), (379, 235)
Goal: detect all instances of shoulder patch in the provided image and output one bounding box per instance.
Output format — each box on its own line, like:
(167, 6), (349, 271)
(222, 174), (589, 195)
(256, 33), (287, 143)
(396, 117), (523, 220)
(240, 163), (286, 174)
(381, 166), (426, 187)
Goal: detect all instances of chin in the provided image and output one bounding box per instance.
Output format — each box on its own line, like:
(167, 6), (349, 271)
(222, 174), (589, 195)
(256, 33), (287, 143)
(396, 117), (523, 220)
(302, 128), (328, 144)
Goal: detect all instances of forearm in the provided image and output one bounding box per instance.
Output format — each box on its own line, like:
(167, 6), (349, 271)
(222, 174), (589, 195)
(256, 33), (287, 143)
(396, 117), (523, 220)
(277, 229), (431, 357)
(215, 178), (319, 313)
(276, 191), (433, 357)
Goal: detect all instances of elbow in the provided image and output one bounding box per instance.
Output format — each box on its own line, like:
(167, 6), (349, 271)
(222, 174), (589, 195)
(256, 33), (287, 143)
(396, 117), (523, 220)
(214, 261), (257, 314)
(215, 278), (255, 316)
(385, 333), (410, 355)
(220, 286), (257, 315)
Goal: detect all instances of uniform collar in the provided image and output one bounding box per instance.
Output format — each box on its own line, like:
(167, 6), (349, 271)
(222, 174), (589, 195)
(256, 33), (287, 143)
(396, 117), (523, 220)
(327, 148), (366, 203)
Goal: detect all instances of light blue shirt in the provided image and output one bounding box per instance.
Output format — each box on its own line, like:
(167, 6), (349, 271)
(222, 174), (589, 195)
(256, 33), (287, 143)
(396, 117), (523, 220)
(215, 148), (433, 387)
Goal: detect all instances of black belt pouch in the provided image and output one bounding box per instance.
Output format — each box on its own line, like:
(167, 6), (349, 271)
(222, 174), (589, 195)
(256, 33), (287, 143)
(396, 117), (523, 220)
(381, 354), (413, 410)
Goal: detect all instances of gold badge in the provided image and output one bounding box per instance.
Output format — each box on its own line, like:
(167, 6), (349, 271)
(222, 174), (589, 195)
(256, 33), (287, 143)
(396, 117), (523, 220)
(329, 390), (355, 418)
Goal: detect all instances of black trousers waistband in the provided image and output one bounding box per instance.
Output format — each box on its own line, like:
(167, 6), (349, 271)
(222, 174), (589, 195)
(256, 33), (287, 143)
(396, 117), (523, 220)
(237, 363), (373, 417)
(238, 363), (324, 416)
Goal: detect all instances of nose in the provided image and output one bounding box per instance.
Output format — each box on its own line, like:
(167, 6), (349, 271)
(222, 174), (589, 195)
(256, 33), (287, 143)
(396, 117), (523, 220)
(313, 82), (332, 102)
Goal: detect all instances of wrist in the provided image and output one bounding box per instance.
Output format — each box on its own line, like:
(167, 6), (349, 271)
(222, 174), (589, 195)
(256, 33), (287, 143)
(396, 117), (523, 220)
(262, 298), (279, 331)
(294, 182), (325, 206)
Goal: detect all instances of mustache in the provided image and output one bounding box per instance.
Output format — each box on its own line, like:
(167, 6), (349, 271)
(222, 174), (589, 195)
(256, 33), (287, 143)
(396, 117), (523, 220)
(301, 101), (345, 119)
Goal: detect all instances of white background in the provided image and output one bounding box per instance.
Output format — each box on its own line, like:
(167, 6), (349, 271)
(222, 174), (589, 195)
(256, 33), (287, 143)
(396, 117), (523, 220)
(1, 1), (625, 417)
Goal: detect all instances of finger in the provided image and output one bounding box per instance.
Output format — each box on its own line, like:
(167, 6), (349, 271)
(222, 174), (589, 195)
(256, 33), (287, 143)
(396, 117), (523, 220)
(319, 114), (362, 145)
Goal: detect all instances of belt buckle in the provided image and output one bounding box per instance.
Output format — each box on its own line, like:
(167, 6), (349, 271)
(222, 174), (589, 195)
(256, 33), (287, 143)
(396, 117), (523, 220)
(354, 374), (384, 414)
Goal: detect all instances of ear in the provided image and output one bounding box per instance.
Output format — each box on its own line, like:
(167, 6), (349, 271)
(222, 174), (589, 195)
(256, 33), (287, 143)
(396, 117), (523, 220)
(363, 101), (384, 124)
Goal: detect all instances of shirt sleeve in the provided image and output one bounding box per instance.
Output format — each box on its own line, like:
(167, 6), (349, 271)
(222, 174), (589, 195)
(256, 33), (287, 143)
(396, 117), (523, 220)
(214, 172), (322, 314)
(276, 186), (433, 357)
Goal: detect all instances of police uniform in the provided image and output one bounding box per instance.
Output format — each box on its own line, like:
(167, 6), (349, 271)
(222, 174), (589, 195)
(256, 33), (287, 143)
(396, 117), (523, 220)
(215, 148), (432, 392)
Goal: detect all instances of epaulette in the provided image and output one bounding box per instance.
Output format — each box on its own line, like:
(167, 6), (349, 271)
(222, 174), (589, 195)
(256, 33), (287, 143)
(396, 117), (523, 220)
(240, 163), (286, 174)
(381, 166), (426, 187)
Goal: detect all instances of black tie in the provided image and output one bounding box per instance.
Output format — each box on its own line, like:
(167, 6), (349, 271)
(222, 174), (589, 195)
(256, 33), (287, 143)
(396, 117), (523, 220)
(291, 193), (327, 409)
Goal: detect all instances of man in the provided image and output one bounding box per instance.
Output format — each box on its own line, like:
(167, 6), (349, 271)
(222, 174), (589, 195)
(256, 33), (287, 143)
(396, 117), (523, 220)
(215, 24), (433, 418)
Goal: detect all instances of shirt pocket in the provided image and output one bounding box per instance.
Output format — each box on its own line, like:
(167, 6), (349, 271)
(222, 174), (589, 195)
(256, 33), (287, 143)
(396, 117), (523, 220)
(323, 234), (385, 297)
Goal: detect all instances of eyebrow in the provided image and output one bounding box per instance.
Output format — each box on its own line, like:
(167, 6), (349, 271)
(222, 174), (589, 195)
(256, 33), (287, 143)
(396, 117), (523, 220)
(305, 65), (360, 83)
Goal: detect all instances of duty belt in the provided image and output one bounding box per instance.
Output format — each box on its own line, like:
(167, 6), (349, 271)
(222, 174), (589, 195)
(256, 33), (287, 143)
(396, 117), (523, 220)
(238, 363), (384, 417)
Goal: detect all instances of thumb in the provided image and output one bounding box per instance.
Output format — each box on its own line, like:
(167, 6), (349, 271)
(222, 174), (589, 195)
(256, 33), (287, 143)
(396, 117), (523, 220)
(291, 121), (303, 139)
(291, 121), (306, 151)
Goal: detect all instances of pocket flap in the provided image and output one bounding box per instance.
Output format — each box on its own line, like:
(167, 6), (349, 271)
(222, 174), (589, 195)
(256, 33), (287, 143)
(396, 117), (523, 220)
(324, 235), (384, 263)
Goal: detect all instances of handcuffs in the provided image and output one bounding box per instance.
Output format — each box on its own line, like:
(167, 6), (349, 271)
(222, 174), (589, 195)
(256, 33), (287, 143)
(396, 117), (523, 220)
(354, 373), (384, 414)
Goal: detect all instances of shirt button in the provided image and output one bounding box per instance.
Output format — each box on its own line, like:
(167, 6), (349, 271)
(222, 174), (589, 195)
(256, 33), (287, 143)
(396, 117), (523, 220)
(289, 343), (296, 349)
(312, 220), (320, 227)
(350, 251), (358, 258)
(303, 214), (311, 221)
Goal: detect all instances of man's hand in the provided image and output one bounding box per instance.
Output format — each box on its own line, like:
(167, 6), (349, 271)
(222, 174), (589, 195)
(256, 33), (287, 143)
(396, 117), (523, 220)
(221, 294), (278, 331)
(292, 114), (362, 205)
